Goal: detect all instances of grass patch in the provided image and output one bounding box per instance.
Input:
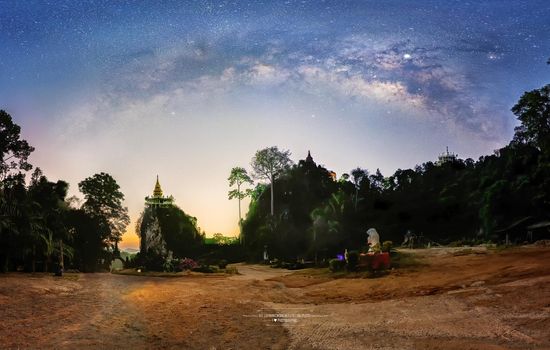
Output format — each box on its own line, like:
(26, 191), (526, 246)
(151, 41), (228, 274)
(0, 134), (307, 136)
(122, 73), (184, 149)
(288, 268), (332, 277)
(452, 247), (490, 256)
(285, 252), (424, 279)
(452, 248), (474, 256)
(391, 251), (425, 268)
(62, 273), (80, 281)
(112, 269), (192, 277)
(224, 266), (240, 275)
(112, 267), (239, 277)
(488, 245), (512, 253)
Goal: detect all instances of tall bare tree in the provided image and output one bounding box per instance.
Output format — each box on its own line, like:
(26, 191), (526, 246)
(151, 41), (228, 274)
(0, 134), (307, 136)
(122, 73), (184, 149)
(351, 167), (367, 211)
(251, 146), (292, 216)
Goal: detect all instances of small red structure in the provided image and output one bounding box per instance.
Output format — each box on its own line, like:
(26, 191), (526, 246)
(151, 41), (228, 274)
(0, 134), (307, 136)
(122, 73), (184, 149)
(358, 252), (391, 270)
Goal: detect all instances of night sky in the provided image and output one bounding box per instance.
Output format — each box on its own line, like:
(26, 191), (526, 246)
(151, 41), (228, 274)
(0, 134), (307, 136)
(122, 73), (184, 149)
(1, 0), (549, 248)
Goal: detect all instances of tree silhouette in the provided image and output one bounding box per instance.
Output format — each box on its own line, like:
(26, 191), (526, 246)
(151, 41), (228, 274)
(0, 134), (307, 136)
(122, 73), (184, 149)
(0, 110), (34, 181)
(78, 172), (129, 249)
(351, 168), (367, 211)
(228, 167), (253, 242)
(512, 84), (550, 155)
(251, 146), (292, 216)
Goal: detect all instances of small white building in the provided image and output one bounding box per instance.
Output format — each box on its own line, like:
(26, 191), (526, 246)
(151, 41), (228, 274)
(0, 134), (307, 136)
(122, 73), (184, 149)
(436, 147), (458, 165)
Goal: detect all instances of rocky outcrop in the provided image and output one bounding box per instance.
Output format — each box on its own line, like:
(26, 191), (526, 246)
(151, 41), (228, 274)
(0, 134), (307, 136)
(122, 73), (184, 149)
(139, 208), (170, 259)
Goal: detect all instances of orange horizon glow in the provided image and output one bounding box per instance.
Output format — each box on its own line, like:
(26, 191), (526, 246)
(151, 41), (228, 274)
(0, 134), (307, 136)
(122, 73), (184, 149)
(117, 179), (246, 250)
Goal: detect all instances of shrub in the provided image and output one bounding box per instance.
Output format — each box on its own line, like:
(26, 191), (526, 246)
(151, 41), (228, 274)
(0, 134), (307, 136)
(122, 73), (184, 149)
(143, 252), (165, 271)
(178, 258), (198, 271)
(270, 258), (282, 268)
(163, 259), (176, 272)
(382, 241), (393, 252)
(448, 240), (465, 247)
(329, 258), (345, 272)
(224, 266), (239, 274)
(288, 261), (305, 270)
(346, 251), (359, 271)
(218, 259), (228, 269)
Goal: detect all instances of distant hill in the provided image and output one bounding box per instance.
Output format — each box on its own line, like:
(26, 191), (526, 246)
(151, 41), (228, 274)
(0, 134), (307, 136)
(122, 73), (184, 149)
(120, 249), (138, 260)
(121, 247), (139, 254)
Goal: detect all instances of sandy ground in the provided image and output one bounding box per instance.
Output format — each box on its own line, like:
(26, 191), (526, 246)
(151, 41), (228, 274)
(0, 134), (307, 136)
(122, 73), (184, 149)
(0, 246), (549, 349)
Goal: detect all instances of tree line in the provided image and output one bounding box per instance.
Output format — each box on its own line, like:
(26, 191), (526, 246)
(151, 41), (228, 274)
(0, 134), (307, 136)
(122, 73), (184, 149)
(230, 81), (550, 262)
(1, 71), (548, 271)
(0, 109), (129, 272)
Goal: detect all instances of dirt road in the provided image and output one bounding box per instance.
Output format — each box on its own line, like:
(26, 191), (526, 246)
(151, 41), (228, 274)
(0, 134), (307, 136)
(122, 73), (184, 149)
(0, 247), (549, 349)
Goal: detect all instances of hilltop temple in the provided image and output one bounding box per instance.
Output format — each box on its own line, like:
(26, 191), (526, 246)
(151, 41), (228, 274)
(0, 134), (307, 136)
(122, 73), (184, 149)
(299, 150), (337, 181)
(145, 176), (174, 208)
(140, 176), (174, 258)
(436, 147), (458, 166)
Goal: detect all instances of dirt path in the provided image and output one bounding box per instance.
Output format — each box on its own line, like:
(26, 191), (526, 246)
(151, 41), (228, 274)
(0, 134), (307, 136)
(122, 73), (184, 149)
(0, 247), (549, 349)
(0, 273), (289, 349)
(229, 263), (294, 281)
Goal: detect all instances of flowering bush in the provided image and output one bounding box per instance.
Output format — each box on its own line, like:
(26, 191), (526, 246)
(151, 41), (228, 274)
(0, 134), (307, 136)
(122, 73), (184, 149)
(329, 258), (345, 272)
(178, 258), (198, 271)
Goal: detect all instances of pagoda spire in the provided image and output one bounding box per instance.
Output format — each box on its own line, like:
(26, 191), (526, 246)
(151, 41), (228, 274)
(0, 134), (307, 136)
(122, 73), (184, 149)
(153, 175), (163, 197)
(306, 150), (314, 163)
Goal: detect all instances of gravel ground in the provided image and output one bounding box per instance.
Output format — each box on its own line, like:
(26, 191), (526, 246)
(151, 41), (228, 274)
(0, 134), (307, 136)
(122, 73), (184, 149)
(0, 246), (548, 349)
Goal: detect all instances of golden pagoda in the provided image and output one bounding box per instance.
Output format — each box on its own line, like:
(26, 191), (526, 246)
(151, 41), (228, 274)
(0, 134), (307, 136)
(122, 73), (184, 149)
(153, 176), (163, 197)
(145, 175), (174, 208)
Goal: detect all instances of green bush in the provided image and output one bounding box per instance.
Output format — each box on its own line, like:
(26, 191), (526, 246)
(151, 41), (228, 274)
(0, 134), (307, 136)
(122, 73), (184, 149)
(346, 251), (359, 271)
(218, 259), (228, 269)
(329, 258), (345, 272)
(382, 241), (393, 252)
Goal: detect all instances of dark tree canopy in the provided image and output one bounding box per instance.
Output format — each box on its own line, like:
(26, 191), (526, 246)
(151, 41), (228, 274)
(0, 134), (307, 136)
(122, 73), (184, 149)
(78, 172), (129, 245)
(512, 84), (550, 155)
(66, 208), (110, 272)
(0, 110), (34, 181)
(241, 87), (550, 261)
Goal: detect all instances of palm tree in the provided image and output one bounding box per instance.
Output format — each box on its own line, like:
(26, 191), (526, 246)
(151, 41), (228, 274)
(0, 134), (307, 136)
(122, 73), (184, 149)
(39, 230), (73, 273)
(228, 167), (253, 243)
(40, 230), (55, 272)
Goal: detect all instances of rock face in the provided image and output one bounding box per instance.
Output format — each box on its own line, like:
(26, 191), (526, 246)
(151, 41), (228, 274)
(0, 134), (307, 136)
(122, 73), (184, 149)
(138, 177), (202, 270)
(139, 208), (171, 261)
(143, 213), (168, 256)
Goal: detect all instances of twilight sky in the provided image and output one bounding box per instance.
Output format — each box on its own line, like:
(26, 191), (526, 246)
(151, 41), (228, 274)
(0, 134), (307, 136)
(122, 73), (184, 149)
(1, 0), (549, 248)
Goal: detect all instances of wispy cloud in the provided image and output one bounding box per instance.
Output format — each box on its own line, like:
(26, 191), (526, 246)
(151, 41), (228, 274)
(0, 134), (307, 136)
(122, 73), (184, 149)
(84, 33), (509, 141)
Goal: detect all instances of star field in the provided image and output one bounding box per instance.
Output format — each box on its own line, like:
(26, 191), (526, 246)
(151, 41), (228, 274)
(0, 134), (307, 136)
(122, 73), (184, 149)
(1, 0), (549, 247)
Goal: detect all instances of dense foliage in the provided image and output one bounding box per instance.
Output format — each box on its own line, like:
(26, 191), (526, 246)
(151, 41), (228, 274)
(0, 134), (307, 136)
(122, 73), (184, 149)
(136, 204), (204, 269)
(0, 110), (130, 272)
(241, 84), (550, 261)
(79, 173), (130, 249)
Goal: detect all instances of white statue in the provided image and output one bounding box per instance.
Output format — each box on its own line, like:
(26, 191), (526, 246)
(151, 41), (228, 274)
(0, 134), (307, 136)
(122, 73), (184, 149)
(367, 228), (381, 253)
